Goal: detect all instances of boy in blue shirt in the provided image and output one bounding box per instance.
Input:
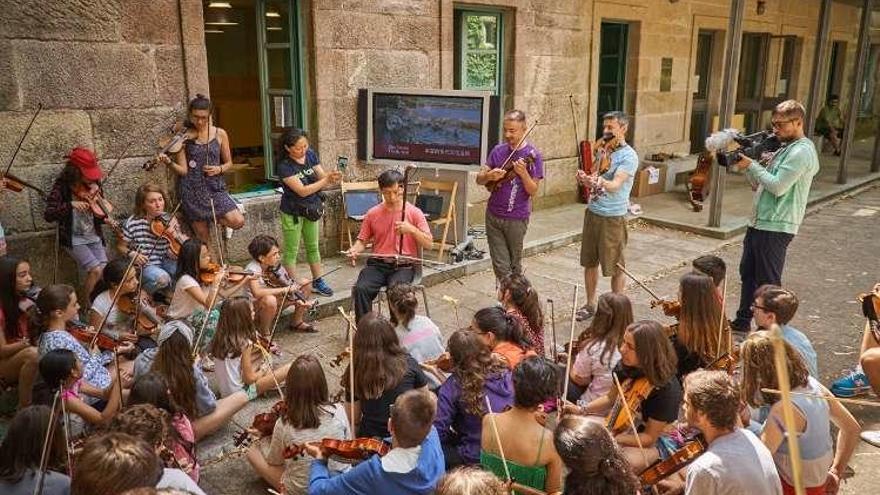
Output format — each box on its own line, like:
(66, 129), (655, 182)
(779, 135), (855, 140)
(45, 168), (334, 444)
(751, 285), (818, 377)
(305, 389), (445, 495)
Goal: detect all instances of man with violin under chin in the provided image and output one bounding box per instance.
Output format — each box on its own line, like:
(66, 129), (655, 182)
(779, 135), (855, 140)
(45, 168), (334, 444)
(118, 183), (188, 304)
(575, 111), (639, 322)
(304, 389), (445, 495)
(658, 370), (780, 495)
(728, 100), (819, 335)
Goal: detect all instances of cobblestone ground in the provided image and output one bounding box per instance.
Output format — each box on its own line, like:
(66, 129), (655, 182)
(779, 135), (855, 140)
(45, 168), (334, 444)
(200, 184), (880, 494)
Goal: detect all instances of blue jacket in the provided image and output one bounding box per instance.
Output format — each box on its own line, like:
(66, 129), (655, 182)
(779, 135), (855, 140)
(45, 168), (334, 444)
(308, 427), (445, 495)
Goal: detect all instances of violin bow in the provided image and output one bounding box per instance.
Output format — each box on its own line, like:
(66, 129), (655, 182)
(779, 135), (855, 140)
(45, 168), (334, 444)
(760, 388), (880, 408)
(568, 95), (583, 169)
(484, 396), (513, 483)
(441, 295), (461, 329)
(90, 246), (142, 351)
(4, 103), (42, 178)
(254, 341), (285, 400)
(611, 373), (655, 493)
(397, 164), (416, 263)
(561, 285), (579, 402)
(266, 285), (291, 347)
(338, 306), (357, 434)
(497, 120), (539, 171)
(715, 274), (729, 360)
(53, 225), (60, 284)
(114, 351), (125, 411)
(769, 323), (806, 495)
(615, 263), (665, 303)
(209, 198), (226, 267)
(547, 298), (558, 362)
(191, 269), (224, 358)
(33, 388), (62, 495)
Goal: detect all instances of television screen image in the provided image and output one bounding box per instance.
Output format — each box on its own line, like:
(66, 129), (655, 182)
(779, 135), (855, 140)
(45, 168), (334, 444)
(372, 93), (485, 165)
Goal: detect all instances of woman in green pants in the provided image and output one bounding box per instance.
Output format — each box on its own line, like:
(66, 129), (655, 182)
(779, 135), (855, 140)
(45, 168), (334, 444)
(277, 128), (341, 296)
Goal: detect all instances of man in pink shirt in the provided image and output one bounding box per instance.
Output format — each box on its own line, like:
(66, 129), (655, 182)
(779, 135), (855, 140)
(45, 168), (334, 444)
(346, 169), (433, 321)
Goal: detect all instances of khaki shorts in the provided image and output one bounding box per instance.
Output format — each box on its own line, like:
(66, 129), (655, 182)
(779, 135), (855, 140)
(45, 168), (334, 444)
(580, 209), (627, 276)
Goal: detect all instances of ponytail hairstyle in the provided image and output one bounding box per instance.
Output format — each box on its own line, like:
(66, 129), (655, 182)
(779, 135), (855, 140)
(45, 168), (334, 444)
(208, 297), (256, 359)
(186, 93), (212, 128)
(38, 349), (78, 396)
(174, 239), (205, 285)
(448, 329), (508, 416)
(554, 415), (639, 495)
(0, 256), (29, 343)
(387, 283), (419, 327)
(473, 306), (532, 350)
(28, 284), (76, 345)
(90, 258), (132, 304)
(499, 273), (543, 333)
(276, 127), (308, 165)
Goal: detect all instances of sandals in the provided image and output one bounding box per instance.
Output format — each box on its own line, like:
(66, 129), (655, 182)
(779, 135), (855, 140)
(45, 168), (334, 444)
(290, 321), (318, 333)
(575, 305), (596, 322)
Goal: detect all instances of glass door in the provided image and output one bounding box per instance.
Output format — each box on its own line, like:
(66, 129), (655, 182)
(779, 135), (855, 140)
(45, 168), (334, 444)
(256, 0), (306, 179)
(596, 22), (629, 137)
(689, 31), (714, 153)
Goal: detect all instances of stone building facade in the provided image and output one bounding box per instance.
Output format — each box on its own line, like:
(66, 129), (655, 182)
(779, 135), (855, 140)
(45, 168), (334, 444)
(1, 0), (877, 280)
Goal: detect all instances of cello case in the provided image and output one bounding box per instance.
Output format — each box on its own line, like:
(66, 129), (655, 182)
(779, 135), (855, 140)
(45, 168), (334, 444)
(579, 140), (593, 204)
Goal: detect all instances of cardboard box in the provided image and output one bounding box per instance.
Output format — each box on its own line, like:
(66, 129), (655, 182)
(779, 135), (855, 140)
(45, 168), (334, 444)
(631, 164), (667, 198)
(225, 163), (265, 192)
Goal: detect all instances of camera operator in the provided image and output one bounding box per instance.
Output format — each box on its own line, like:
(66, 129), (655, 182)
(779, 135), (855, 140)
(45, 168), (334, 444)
(728, 100), (819, 335)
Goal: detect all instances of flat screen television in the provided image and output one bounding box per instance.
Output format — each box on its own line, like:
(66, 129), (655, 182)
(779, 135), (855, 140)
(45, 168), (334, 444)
(358, 88), (498, 168)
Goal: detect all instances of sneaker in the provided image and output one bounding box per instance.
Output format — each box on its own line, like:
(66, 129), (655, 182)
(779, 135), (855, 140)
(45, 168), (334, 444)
(860, 430), (880, 448)
(575, 304), (595, 322)
(830, 368), (872, 398)
(312, 277), (333, 297)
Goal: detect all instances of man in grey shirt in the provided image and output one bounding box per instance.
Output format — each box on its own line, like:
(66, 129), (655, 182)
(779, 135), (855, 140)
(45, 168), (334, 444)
(683, 371), (781, 495)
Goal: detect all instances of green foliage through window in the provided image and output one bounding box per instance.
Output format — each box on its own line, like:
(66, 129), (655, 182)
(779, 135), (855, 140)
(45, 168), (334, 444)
(458, 12), (501, 93)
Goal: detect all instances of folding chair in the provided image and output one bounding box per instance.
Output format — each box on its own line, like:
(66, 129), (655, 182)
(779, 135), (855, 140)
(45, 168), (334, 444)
(415, 179), (458, 262)
(340, 181), (380, 252)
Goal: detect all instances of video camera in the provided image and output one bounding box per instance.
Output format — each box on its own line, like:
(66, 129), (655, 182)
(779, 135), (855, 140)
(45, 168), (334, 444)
(704, 129), (782, 168)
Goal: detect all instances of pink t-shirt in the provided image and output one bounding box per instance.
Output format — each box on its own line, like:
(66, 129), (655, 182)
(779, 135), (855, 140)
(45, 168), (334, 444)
(357, 202), (430, 257)
(171, 413), (200, 482)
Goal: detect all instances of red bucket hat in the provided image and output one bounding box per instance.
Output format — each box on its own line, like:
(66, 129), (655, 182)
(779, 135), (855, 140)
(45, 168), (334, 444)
(67, 147), (102, 182)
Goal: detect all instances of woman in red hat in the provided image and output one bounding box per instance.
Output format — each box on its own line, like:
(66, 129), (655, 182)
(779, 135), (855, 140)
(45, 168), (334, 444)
(43, 147), (112, 302)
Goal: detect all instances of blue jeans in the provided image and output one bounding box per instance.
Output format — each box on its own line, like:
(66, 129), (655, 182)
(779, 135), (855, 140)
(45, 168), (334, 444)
(142, 258), (177, 295)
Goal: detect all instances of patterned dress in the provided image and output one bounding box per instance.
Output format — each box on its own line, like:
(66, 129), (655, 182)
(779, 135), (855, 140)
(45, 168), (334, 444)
(179, 136), (237, 222)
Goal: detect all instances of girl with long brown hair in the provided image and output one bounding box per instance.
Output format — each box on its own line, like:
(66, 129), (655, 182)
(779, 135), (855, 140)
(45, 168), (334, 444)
(472, 306), (536, 370)
(676, 272), (731, 378)
(434, 330), (513, 468)
(498, 273), (545, 356)
(0, 405), (70, 494)
(133, 320), (249, 440)
(741, 333), (859, 495)
(567, 292), (632, 408)
(566, 320), (681, 472)
(554, 415), (639, 495)
(246, 354), (350, 494)
(0, 255), (39, 407)
(208, 297), (291, 399)
(342, 312), (429, 438)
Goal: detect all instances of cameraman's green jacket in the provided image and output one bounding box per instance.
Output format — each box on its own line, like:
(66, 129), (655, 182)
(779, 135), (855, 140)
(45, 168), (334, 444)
(745, 137), (819, 235)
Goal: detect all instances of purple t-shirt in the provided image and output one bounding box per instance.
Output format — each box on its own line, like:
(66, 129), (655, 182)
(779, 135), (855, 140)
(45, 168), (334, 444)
(486, 142), (544, 220)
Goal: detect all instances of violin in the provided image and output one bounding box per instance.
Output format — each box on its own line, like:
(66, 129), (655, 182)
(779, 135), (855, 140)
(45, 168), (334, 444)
(650, 298), (681, 319)
(605, 377), (653, 435)
(66, 320), (118, 352)
(330, 347), (350, 368)
(149, 215), (185, 256)
(485, 152), (537, 192)
(142, 121), (193, 171)
(639, 434), (707, 486)
(318, 437), (390, 462)
(581, 135), (620, 200)
(687, 152), (712, 212)
(199, 263), (252, 285)
(2, 172), (46, 197)
(425, 352), (453, 373)
(72, 182), (122, 234)
(234, 400), (287, 446)
(262, 265), (308, 304)
(706, 345), (741, 375)
(116, 293), (162, 335)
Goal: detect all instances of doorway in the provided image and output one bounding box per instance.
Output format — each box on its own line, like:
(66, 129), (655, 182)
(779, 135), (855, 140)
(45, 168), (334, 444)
(203, 0), (306, 193)
(826, 41), (847, 103)
(596, 22), (629, 137)
(689, 31), (714, 153)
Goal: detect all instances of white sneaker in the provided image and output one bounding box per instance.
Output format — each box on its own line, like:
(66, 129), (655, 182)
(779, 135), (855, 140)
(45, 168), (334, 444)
(860, 430), (880, 448)
(225, 227), (233, 239)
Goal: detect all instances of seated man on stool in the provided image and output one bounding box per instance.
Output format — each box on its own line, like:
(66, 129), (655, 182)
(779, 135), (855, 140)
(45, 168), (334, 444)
(346, 169), (433, 322)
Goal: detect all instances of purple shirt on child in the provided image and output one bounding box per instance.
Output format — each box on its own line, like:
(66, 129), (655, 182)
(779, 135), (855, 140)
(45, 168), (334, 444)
(486, 142), (544, 220)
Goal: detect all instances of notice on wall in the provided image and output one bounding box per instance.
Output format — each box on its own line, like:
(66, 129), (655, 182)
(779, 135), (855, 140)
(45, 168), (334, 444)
(660, 58), (673, 92)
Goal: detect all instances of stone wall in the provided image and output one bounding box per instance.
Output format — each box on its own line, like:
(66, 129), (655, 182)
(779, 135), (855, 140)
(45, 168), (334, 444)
(0, 0), (873, 281)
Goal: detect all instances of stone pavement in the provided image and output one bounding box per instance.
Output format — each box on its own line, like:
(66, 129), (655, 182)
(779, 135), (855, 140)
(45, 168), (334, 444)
(200, 183), (880, 494)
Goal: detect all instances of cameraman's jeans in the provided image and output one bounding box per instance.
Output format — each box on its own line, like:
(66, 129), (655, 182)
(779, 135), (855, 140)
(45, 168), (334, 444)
(733, 227), (794, 330)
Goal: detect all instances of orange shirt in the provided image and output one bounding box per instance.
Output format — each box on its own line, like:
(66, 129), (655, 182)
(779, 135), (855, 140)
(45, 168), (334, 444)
(493, 341), (538, 370)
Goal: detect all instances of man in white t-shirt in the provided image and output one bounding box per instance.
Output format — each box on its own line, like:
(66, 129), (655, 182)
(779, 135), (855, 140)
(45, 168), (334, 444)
(681, 370), (781, 495)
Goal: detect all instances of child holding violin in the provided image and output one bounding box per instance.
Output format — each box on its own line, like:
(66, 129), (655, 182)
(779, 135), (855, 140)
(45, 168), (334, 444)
(563, 320), (682, 473)
(246, 354), (350, 494)
(0, 255), (40, 407)
(43, 147), (114, 303)
(166, 239), (252, 358)
(245, 235), (315, 337)
(89, 258), (162, 352)
(305, 388), (445, 495)
(675, 272), (731, 379)
(30, 284), (133, 405)
(208, 297), (291, 399)
(119, 183), (188, 301)
(37, 348), (126, 433)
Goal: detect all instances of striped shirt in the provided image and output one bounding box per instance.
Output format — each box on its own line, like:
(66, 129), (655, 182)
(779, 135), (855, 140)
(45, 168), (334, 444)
(122, 214), (171, 266)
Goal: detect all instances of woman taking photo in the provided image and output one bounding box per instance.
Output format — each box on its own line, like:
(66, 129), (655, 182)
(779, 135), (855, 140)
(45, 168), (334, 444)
(0, 256), (39, 407)
(276, 128), (341, 296)
(160, 94), (243, 247)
